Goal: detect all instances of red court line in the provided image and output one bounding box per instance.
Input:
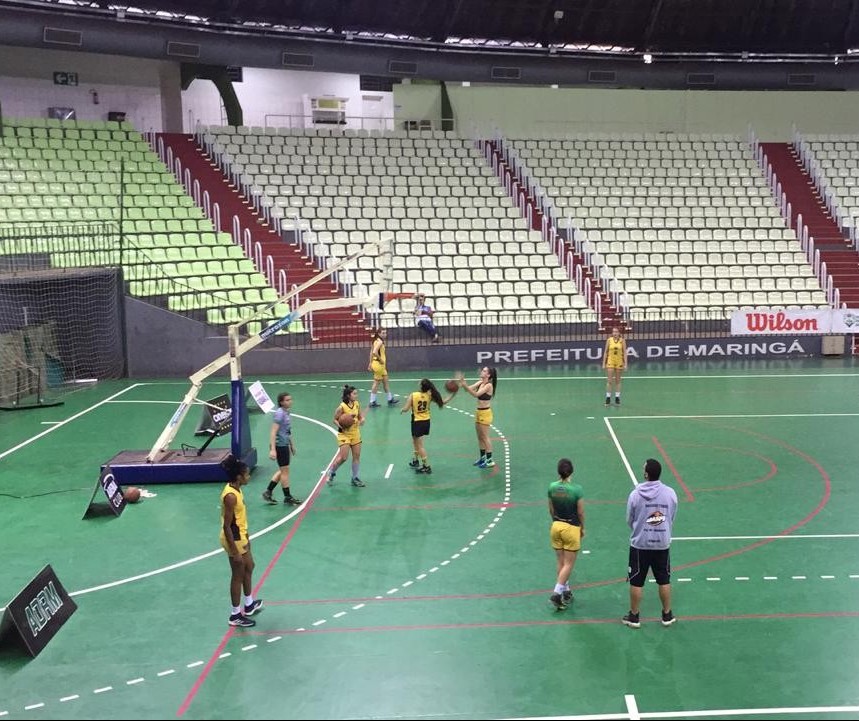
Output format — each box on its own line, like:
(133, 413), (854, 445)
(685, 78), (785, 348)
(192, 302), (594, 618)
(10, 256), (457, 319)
(653, 435), (695, 502)
(176, 456), (335, 718)
(234, 609), (859, 637)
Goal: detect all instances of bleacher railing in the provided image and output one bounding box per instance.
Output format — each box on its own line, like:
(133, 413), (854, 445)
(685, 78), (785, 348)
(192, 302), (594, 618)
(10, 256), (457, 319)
(478, 136), (608, 326)
(751, 129), (839, 308)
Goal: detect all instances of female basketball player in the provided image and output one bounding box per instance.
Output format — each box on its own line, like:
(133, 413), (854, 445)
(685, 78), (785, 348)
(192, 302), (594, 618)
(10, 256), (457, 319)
(367, 328), (398, 407)
(603, 326), (627, 406)
(263, 391), (302, 506)
(326, 385), (367, 487)
(458, 366), (498, 468)
(220, 456), (263, 627)
(400, 378), (455, 474)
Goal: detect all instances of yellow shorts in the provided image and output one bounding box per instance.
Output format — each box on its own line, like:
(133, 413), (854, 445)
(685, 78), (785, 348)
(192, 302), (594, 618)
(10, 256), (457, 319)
(371, 361), (387, 381)
(337, 429), (362, 446)
(550, 521), (582, 552)
(605, 362), (624, 370)
(220, 534), (249, 556)
(475, 408), (493, 426)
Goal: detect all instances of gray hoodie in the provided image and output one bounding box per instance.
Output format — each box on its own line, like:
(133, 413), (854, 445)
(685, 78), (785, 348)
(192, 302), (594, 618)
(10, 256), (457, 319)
(627, 480), (678, 550)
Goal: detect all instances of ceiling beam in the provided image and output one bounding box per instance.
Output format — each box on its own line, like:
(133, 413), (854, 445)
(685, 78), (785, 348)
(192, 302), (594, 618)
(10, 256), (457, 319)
(843, 0), (859, 50)
(431, 0), (462, 42)
(641, 0), (664, 50)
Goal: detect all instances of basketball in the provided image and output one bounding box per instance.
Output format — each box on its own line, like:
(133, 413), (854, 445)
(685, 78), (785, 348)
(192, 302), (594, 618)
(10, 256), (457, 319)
(339, 413), (355, 429)
(123, 486), (141, 503)
(445, 379), (460, 393)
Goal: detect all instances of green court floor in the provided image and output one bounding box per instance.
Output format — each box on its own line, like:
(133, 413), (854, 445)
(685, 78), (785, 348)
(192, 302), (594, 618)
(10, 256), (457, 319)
(2, 359), (859, 720)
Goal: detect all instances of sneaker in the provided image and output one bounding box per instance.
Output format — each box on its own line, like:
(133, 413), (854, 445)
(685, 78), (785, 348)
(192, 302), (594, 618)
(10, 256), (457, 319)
(615, 397), (621, 405)
(604, 397), (611, 406)
(481, 459), (496, 468)
(262, 490), (277, 504)
(562, 589), (573, 604)
(408, 459), (420, 469)
(549, 593), (567, 611)
(368, 401), (381, 408)
(244, 599), (263, 616)
(284, 495), (303, 506)
(228, 614), (256, 627)
(473, 458), (486, 466)
(326, 474), (335, 487)
(622, 612), (641, 629)
(387, 397), (399, 406)
(416, 465), (432, 474)
(351, 477), (366, 487)
(661, 610), (676, 626)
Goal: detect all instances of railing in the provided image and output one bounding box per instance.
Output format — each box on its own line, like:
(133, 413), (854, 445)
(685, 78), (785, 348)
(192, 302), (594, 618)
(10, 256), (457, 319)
(261, 307), (740, 349)
(754, 133), (840, 308)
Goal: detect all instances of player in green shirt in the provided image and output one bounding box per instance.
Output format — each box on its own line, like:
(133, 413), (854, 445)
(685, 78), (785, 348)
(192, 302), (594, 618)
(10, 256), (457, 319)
(547, 458), (585, 611)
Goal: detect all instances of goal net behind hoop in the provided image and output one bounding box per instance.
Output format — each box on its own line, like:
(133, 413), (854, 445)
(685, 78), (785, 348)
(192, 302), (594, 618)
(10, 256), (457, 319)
(0, 223), (125, 409)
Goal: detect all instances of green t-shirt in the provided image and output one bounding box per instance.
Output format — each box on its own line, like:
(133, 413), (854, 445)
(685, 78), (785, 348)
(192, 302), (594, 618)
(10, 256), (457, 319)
(548, 480), (584, 526)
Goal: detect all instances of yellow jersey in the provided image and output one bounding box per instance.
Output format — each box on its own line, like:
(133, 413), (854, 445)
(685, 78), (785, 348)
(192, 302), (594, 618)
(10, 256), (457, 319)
(338, 400), (361, 427)
(220, 483), (247, 543)
(410, 390), (431, 421)
(606, 336), (625, 367)
(372, 340), (387, 366)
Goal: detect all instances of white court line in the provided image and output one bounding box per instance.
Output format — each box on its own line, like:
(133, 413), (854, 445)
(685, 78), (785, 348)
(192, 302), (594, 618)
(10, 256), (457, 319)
(509, 702), (859, 720)
(385, 463), (394, 479)
(674, 533), (859, 541)
(612, 413), (859, 420)
(604, 417), (637, 486)
(624, 694), (640, 721)
(0, 409), (337, 613)
(0, 383), (144, 461)
(155, 372), (859, 385)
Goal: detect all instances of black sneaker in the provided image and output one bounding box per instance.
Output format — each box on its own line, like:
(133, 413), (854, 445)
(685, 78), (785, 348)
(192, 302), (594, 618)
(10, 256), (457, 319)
(622, 612), (641, 628)
(562, 589), (573, 604)
(387, 397), (399, 406)
(262, 490), (277, 505)
(229, 614), (256, 627)
(615, 396), (621, 405)
(661, 610), (676, 626)
(244, 599), (263, 616)
(351, 477), (366, 487)
(368, 401), (380, 408)
(326, 473), (335, 487)
(284, 495), (303, 506)
(408, 459), (420, 469)
(604, 397), (611, 406)
(416, 465), (432, 474)
(549, 593), (567, 611)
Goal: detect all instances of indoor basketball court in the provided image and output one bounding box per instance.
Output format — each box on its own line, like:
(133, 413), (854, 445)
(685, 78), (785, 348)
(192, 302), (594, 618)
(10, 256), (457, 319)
(1, 358), (858, 720)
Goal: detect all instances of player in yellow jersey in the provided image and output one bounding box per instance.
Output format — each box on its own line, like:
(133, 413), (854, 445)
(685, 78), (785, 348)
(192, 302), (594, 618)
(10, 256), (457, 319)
(326, 385), (367, 487)
(602, 326), (627, 406)
(458, 366), (498, 468)
(367, 328), (398, 407)
(400, 378), (455, 474)
(220, 455), (263, 627)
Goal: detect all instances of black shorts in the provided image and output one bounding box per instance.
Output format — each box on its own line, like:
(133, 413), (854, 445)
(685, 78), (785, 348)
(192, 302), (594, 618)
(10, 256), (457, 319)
(275, 445), (291, 467)
(411, 419), (431, 438)
(627, 546), (671, 587)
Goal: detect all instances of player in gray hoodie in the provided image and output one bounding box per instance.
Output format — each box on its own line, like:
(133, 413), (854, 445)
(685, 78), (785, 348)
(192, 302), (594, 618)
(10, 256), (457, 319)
(622, 458), (678, 628)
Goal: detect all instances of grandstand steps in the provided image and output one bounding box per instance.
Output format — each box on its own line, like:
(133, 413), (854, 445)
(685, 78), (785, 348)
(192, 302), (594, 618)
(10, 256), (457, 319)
(762, 142), (859, 306)
(157, 133), (370, 344)
(484, 140), (622, 327)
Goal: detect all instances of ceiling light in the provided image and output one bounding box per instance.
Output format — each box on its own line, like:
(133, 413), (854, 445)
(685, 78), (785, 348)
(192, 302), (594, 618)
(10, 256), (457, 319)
(553, 10), (564, 20)
(643, 53), (653, 64)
